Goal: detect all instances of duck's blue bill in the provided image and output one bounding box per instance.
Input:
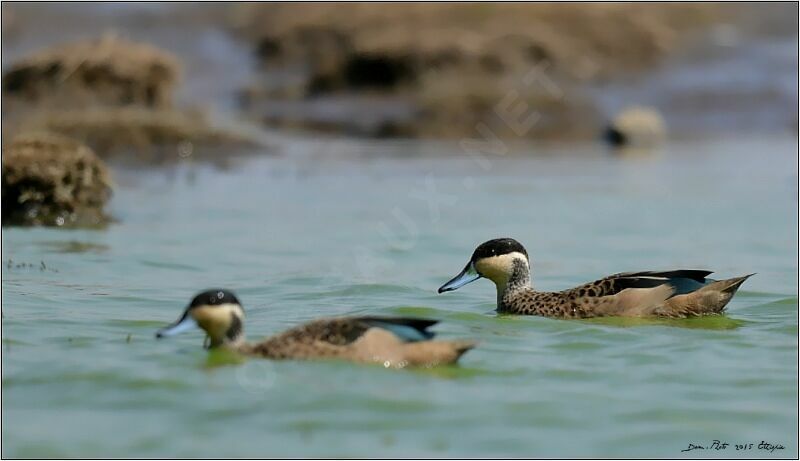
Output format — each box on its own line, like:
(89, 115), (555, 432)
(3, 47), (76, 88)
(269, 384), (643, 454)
(438, 262), (481, 293)
(155, 312), (197, 338)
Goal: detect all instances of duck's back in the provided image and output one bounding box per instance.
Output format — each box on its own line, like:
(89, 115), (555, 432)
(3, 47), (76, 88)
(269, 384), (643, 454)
(247, 318), (365, 359)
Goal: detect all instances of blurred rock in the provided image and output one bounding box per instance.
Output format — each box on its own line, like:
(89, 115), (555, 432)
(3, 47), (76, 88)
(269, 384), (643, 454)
(2, 132), (113, 227)
(231, 3), (728, 140)
(604, 106), (667, 149)
(3, 36), (267, 163)
(2, 35), (180, 110)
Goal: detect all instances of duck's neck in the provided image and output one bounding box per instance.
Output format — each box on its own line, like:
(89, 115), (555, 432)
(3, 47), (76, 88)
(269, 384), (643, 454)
(208, 335), (247, 350)
(206, 315), (246, 349)
(495, 259), (532, 309)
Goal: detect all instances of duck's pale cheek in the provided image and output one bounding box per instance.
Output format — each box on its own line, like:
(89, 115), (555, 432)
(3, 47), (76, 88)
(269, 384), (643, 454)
(191, 304), (246, 344)
(192, 306), (231, 334)
(475, 256), (512, 283)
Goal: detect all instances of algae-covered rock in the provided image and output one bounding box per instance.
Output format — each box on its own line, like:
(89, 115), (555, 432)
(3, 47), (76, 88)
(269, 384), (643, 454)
(2, 35), (180, 110)
(2, 133), (113, 227)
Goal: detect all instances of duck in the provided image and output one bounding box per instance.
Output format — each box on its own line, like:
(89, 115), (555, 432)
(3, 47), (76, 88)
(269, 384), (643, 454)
(438, 238), (753, 318)
(156, 289), (475, 368)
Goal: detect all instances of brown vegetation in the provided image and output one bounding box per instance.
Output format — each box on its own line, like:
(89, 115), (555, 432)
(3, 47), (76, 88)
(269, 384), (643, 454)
(2, 133), (113, 227)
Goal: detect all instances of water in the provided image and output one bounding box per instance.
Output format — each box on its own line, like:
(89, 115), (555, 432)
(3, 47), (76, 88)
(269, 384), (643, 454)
(2, 135), (797, 458)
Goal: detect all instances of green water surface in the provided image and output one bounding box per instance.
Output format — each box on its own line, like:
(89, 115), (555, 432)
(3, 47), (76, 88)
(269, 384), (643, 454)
(2, 136), (797, 457)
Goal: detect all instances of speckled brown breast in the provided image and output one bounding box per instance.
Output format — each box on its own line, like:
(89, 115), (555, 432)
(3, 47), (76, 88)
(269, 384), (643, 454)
(500, 289), (597, 318)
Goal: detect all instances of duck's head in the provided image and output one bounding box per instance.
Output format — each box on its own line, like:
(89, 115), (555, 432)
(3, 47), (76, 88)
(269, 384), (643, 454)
(438, 238), (531, 294)
(156, 289), (245, 348)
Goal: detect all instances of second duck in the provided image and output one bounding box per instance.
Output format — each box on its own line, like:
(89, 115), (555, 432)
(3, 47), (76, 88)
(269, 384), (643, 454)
(157, 289), (475, 368)
(438, 238), (752, 319)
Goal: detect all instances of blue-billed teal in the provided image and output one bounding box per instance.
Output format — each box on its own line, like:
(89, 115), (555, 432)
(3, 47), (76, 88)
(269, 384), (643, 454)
(156, 289), (475, 367)
(438, 238), (753, 318)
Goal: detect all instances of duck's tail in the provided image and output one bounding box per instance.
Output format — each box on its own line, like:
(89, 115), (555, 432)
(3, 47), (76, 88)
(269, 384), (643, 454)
(656, 274), (754, 318)
(402, 339), (477, 367)
(719, 274), (755, 294)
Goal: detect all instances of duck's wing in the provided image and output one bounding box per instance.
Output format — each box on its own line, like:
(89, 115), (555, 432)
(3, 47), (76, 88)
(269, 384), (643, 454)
(355, 317), (439, 342)
(274, 316), (439, 346)
(564, 270), (752, 318)
(566, 270), (714, 299)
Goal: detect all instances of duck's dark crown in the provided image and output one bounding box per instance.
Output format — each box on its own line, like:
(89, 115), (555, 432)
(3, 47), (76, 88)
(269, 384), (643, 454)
(189, 289), (242, 309)
(471, 238), (528, 262)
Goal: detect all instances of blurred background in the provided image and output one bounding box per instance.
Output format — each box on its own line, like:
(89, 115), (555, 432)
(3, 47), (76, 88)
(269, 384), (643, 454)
(2, 3), (798, 458)
(2, 3), (797, 157)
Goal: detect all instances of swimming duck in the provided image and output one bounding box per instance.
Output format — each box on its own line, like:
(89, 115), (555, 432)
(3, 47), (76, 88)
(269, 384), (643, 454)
(156, 289), (475, 367)
(438, 238), (753, 318)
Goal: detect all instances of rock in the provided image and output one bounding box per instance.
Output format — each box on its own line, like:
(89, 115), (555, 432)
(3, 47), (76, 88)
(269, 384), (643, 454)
(2, 132), (113, 227)
(231, 3), (725, 139)
(2, 35), (180, 111)
(604, 106), (667, 149)
(2, 35), (267, 164)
